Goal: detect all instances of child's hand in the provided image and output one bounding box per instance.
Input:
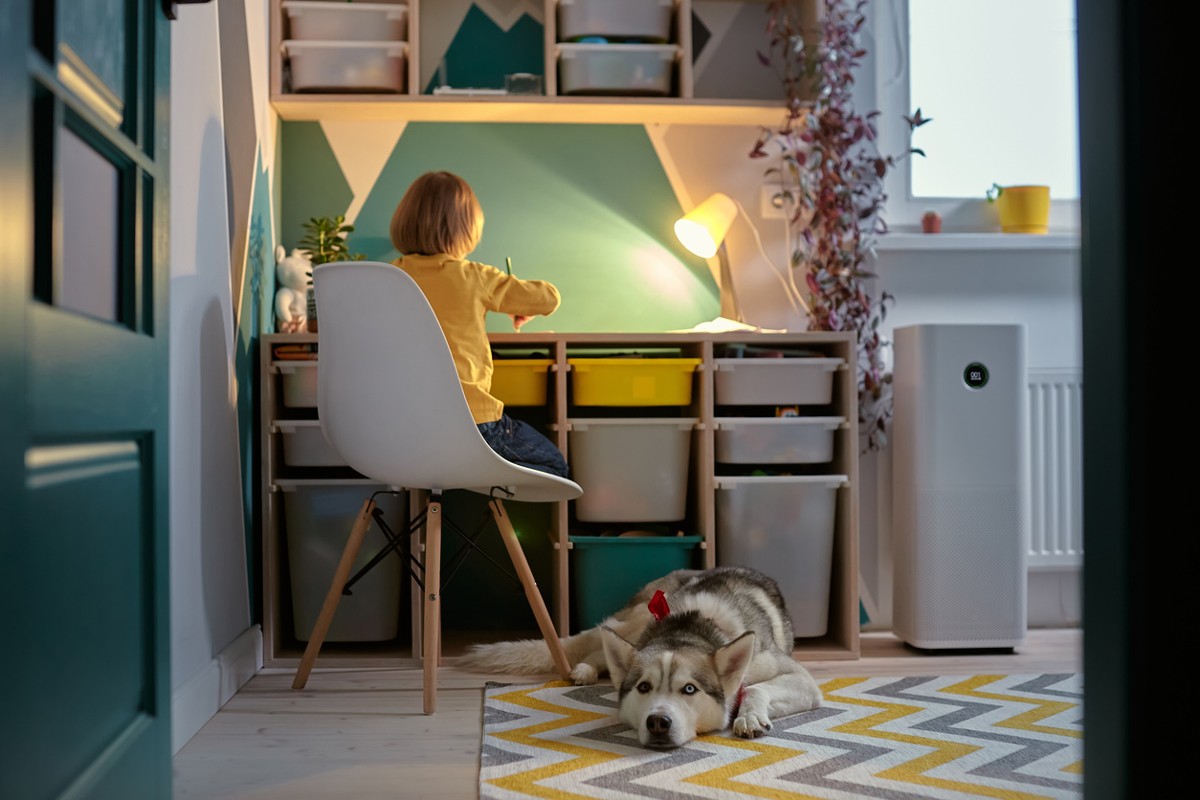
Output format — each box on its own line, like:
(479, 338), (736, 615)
(510, 314), (531, 331)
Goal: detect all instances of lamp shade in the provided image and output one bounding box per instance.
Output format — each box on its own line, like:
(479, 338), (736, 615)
(674, 192), (737, 259)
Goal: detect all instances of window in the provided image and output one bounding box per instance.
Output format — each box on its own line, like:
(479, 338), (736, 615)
(876, 0), (1080, 231)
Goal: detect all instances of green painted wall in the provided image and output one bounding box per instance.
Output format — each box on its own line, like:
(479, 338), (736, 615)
(280, 121), (719, 333)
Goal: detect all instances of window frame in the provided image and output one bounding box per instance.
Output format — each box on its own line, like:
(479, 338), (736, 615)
(872, 0), (1080, 234)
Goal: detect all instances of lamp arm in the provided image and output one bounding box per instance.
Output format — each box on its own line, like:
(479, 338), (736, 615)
(732, 199), (811, 317)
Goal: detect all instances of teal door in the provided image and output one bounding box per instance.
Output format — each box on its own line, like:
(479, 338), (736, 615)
(0, 1), (174, 797)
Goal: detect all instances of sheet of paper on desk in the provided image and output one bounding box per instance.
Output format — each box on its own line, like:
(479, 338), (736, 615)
(670, 316), (788, 334)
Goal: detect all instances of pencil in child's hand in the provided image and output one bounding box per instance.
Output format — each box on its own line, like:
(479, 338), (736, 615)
(505, 257), (512, 275)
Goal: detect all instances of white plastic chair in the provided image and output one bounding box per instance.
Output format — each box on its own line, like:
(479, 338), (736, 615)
(290, 260), (581, 714)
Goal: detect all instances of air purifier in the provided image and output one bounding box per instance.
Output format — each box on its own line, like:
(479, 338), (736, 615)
(892, 323), (1029, 649)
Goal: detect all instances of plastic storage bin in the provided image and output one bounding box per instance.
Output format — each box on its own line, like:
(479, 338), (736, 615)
(713, 357), (843, 406)
(284, 40), (408, 93)
(568, 418), (696, 521)
(569, 357), (700, 405)
(283, 1), (408, 42)
(282, 483), (404, 641)
(276, 361), (318, 408)
(491, 359), (553, 406)
(275, 420), (347, 467)
(558, 43), (678, 96)
(715, 474), (847, 637)
(570, 534), (702, 629)
(714, 416), (844, 464)
(558, 0), (674, 43)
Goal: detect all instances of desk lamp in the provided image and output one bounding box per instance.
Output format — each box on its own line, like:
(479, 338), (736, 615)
(674, 192), (808, 325)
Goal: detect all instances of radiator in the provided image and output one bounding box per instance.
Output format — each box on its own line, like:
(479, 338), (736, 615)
(1027, 369), (1084, 569)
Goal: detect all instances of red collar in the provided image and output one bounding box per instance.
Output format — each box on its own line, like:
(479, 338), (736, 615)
(729, 684), (747, 726)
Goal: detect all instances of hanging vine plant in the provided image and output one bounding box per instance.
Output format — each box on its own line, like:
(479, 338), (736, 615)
(752, 0), (930, 452)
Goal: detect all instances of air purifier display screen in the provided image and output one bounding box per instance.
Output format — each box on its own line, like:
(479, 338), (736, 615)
(963, 362), (989, 389)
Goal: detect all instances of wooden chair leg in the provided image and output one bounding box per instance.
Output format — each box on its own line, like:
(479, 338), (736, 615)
(293, 497), (376, 690)
(422, 497), (443, 715)
(489, 499), (572, 679)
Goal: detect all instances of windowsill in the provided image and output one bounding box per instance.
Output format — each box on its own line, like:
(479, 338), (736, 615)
(872, 232), (1080, 252)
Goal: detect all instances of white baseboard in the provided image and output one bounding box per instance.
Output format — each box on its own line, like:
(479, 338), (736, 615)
(172, 625), (262, 754)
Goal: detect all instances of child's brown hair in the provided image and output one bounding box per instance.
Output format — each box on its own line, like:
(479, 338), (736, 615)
(390, 171), (484, 259)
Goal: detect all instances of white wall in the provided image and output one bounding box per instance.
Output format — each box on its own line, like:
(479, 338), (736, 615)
(168, 2), (259, 754)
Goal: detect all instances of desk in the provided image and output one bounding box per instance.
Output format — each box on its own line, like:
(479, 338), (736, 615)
(259, 331), (861, 668)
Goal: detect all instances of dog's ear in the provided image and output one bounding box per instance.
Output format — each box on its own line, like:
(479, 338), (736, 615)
(600, 625), (636, 689)
(714, 631), (756, 699)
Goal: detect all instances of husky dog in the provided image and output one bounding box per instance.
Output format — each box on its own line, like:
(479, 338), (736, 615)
(456, 566), (822, 749)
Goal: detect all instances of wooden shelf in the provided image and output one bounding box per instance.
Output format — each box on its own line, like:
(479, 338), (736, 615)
(271, 93), (787, 126)
(259, 331), (861, 668)
(269, 0), (796, 126)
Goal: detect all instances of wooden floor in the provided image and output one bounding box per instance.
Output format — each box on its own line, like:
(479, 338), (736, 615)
(172, 628), (1082, 799)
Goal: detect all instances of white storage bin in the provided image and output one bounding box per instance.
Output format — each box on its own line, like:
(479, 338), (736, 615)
(274, 420), (346, 467)
(284, 40), (408, 93)
(276, 361), (318, 408)
(283, 1), (408, 42)
(558, 43), (677, 96)
(558, 0), (674, 43)
(715, 475), (847, 637)
(568, 417), (696, 521)
(282, 483), (404, 642)
(714, 416), (844, 464)
(713, 357), (843, 406)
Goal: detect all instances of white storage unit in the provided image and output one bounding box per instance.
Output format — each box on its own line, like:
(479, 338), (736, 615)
(714, 416), (844, 464)
(261, 331), (861, 668)
(558, 0), (674, 43)
(557, 43), (678, 95)
(284, 40), (408, 93)
(281, 483), (404, 642)
(715, 475), (848, 637)
(274, 420), (346, 467)
(275, 361), (318, 407)
(282, 1), (408, 42)
(713, 357), (843, 405)
(568, 417), (696, 521)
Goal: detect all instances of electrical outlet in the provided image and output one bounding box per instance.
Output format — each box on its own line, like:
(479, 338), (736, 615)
(760, 184), (790, 219)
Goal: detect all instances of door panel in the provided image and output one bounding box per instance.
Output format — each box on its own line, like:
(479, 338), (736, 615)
(1, 0), (173, 797)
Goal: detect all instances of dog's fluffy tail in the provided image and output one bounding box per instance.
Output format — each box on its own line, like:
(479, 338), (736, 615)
(455, 630), (598, 675)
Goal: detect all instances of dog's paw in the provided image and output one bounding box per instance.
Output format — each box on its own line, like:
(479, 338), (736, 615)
(569, 663), (599, 685)
(732, 710), (773, 739)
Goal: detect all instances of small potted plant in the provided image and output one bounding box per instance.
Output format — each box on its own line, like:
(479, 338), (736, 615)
(297, 214), (366, 332)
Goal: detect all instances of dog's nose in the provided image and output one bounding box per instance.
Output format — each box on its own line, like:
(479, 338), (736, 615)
(646, 714), (672, 736)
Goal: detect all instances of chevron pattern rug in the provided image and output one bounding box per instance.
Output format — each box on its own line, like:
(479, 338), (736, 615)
(480, 673), (1082, 799)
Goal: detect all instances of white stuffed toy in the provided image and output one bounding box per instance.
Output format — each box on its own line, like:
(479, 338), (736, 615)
(274, 246), (313, 333)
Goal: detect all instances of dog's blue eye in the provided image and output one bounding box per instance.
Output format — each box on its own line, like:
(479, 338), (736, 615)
(682, 684), (696, 695)
(637, 681), (651, 694)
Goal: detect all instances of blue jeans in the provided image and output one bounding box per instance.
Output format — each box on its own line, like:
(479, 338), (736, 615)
(478, 414), (569, 478)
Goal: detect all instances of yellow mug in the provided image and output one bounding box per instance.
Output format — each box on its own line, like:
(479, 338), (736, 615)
(987, 184), (1051, 234)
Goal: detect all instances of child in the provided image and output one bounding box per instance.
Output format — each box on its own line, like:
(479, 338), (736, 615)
(389, 171), (569, 479)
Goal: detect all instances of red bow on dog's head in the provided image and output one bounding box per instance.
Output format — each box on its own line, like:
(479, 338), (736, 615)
(648, 590), (670, 620)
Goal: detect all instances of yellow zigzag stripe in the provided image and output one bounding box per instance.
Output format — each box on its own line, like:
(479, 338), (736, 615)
(486, 681), (624, 800)
(683, 734), (822, 800)
(943, 675), (1082, 739)
(944, 676), (1083, 779)
(821, 676), (1055, 800)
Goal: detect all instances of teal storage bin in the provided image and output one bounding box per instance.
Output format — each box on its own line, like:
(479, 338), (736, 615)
(569, 534), (702, 631)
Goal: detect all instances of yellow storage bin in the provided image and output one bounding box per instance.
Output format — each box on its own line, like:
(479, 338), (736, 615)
(569, 357), (701, 406)
(491, 359), (553, 406)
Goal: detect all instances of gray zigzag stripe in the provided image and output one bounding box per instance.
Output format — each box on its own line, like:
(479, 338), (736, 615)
(480, 741), (533, 769)
(867, 676), (1080, 793)
(770, 705), (949, 800)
